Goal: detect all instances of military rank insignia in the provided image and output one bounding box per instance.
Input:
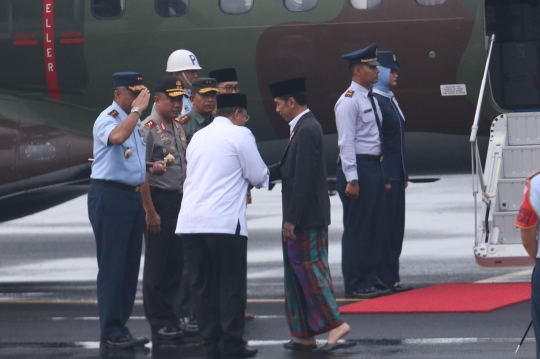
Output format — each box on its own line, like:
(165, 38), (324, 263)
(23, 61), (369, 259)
(180, 135), (187, 142)
(108, 109), (119, 117)
(178, 115), (191, 124)
(159, 122), (167, 132)
(345, 90), (354, 98)
(145, 120), (156, 129)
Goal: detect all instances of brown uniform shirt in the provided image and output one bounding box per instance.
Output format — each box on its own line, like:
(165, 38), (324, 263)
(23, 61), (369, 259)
(140, 112), (188, 191)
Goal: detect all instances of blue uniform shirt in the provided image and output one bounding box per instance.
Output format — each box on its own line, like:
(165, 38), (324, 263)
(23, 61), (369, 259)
(90, 101), (146, 186)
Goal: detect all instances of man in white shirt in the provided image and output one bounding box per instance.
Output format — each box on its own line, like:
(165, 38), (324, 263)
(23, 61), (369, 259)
(176, 94), (267, 359)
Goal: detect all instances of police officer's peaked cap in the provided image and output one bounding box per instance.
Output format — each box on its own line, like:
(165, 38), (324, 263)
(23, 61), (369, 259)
(155, 76), (185, 97)
(268, 77), (306, 99)
(112, 72), (146, 93)
(208, 68), (237, 84)
(191, 77), (219, 94)
(342, 43), (380, 66)
(377, 51), (401, 70)
(217, 94), (248, 110)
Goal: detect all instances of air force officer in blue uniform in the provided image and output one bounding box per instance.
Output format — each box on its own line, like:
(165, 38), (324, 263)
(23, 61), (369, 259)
(335, 44), (391, 299)
(88, 72), (166, 349)
(372, 52), (412, 293)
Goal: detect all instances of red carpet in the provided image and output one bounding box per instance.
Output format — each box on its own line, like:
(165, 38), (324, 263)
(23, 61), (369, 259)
(339, 283), (531, 314)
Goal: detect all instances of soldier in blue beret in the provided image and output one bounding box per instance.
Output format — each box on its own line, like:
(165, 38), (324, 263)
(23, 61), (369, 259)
(88, 72), (166, 349)
(335, 43), (392, 299)
(372, 51), (413, 294)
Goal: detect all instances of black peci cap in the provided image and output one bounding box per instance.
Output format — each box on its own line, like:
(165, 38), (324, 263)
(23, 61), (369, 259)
(342, 43), (380, 66)
(217, 93), (248, 110)
(155, 76), (185, 97)
(112, 72), (146, 93)
(268, 77), (306, 98)
(208, 68), (237, 83)
(377, 51), (401, 70)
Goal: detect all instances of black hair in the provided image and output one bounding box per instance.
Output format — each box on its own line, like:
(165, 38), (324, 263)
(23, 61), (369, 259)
(278, 92), (307, 106)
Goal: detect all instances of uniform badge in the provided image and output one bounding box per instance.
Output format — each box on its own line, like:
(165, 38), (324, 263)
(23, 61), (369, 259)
(163, 148), (167, 154)
(345, 90), (354, 98)
(180, 135), (187, 142)
(170, 146), (175, 151)
(364, 108), (373, 113)
(124, 148), (132, 159)
(159, 121), (167, 132)
(108, 109), (119, 117)
(178, 114), (191, 124)
(145, 120), (156, 129)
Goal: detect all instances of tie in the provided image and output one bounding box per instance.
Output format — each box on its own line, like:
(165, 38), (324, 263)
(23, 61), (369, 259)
(367, 89), (384, 154)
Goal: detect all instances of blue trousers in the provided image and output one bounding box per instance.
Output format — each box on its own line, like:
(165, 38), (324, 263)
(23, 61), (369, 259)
(532, 260), (540, 358)
(336, 158), (385, 293)
(377, 178), (406, 287)
(88, 183), (144, 342)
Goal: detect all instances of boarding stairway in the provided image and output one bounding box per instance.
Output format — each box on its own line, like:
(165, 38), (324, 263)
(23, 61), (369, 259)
(472, 35), (537, 267)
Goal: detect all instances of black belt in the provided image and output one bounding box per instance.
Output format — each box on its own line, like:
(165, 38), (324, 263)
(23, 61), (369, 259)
(91, 179), (141, 192)
(150, 186), (183, 194)
(356, 154), (384, 162)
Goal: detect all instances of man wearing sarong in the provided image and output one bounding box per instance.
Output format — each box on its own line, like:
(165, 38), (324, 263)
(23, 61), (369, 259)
(268, 77), (354, 354)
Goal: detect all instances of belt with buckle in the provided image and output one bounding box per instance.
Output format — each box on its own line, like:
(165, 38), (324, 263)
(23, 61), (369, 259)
(91, 179), (141, 192)
(356, 154), (384, 162)
(150, 186), (183, 195)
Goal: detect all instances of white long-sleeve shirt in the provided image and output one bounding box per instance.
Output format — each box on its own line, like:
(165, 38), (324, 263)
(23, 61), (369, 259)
(176, 117), (269, 237)
(335, 81), (382, 182)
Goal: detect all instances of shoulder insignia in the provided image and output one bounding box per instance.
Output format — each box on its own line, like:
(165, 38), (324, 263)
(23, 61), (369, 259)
(145, 120), (156, 129)
(108, 109), (119, 117)
(345, 90), (354, 98)
(178, 115), (191, 124)
(159, 121), (167, 132)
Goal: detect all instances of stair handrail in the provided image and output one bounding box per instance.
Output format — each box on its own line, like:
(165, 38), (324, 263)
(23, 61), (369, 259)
(471, 34), (495, 244)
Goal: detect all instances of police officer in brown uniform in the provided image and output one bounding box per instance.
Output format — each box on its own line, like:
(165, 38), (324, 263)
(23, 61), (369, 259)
(178, 77), (219, 142)
(139, 76), (189, 344)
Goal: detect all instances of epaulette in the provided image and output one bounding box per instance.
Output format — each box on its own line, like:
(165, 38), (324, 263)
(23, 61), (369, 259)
(178, 114), (191, 124)
(345, 90), (354, 98)
(145, 120), (156, 129)
(108, 109), (119, 117)
(528, 170), (540, 181)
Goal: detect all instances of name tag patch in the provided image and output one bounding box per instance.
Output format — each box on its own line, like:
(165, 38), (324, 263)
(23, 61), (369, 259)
(364, 108), (373, 113)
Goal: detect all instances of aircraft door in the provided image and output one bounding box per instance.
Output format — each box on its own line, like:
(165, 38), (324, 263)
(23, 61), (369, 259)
(0, 98), (18, 186)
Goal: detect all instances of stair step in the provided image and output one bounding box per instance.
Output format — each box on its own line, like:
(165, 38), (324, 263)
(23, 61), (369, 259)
(502, 145), (540, 178)
(508, 113), (540, 145)
(497, 178), (526, 211)
(492, 211), (521, 244)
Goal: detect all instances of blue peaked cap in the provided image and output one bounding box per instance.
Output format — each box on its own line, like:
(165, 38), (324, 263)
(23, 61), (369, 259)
(377, 51), (401, 70)
(342, 43), (380, 66)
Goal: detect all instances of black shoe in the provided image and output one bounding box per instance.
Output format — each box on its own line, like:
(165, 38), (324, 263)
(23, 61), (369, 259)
(350, 286), (391, 299)
(100, 335), (134, 349)
(126, 334), (150, 347)
(283, 339), (317, 351)
(179, 317), (200, 336)
(156, 326), (184, 339)
(374, 280), (390, 291)
(392, 283), (413, 293)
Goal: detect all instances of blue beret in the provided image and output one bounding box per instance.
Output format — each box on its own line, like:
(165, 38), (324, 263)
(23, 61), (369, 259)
(269, 77), (306, 98)
(342, 43), (380, 66)
(112, 72), (146, 93)
(377, 51), (400, 70)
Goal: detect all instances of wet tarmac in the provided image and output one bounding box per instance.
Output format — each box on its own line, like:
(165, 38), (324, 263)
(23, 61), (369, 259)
(0, 175), (536, 358)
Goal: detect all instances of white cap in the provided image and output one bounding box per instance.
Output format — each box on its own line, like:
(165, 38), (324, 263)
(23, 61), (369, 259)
(166, 49), (202, 72)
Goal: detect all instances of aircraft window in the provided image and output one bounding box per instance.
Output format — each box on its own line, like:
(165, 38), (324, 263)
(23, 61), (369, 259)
(284, 0), (318, 12)
(415, 0), (447, 6)
(220, 0), (253, 15)
(349, 0), (382, 9)
(91, 0), (125, 20)
(155, 0), (189, 17)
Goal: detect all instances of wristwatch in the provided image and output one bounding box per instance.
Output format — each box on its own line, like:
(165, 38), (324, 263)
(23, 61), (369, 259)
(349, 180), (358, 185)
(131, 107), (142, 117)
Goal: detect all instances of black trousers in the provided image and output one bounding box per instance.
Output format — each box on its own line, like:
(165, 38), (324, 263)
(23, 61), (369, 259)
(182, 233), (247, 358)
(336, 158), (386, 293)
(87, 183), (144, 342)
(143, 188), (184, 334)
(377, 178), (406, 287)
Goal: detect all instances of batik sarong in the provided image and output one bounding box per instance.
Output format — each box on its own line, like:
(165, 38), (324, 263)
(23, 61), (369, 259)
(283, 226), (343, 337)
